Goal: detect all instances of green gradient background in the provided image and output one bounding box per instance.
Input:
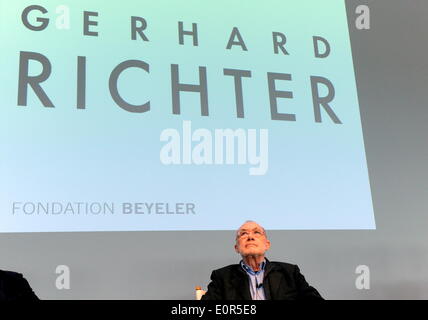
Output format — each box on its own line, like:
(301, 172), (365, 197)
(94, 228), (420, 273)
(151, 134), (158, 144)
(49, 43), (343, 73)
(0, 0), (375, 232)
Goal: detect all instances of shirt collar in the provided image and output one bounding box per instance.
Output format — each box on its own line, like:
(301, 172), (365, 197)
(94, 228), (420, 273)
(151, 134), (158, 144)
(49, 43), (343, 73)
(240, 259), (266, 275)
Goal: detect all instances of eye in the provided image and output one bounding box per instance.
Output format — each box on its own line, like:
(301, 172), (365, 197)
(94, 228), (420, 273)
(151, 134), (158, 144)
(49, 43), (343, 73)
(240, 231), (249, 237)
(254, 230), (262, 235)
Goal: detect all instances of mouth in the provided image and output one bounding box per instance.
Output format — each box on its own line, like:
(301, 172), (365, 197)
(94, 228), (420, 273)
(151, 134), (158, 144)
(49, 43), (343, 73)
(246, 243), (257, 247)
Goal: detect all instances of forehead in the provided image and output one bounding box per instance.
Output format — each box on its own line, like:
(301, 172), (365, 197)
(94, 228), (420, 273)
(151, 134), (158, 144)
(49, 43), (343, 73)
(238, 222), (263, 231)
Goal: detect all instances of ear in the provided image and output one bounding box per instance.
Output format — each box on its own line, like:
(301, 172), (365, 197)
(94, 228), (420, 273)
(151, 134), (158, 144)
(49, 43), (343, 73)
(234, 243), (239, 253)
(265, 239), (271, 251)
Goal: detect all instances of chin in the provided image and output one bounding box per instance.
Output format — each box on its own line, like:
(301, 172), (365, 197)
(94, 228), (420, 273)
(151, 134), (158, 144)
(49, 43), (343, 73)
(243, 249), (263, 256)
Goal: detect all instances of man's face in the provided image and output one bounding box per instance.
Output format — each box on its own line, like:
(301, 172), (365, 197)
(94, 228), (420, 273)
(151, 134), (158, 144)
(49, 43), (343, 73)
(234, 222), (271, 257)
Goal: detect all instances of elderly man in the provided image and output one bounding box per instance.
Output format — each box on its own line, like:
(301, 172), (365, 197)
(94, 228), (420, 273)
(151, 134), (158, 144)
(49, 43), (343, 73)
(201, 221), (323, 300)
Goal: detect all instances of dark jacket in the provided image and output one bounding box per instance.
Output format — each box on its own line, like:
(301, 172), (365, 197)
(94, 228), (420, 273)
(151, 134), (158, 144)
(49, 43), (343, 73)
(202, 260), (323, 300)
(0, 270), (39, 301)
